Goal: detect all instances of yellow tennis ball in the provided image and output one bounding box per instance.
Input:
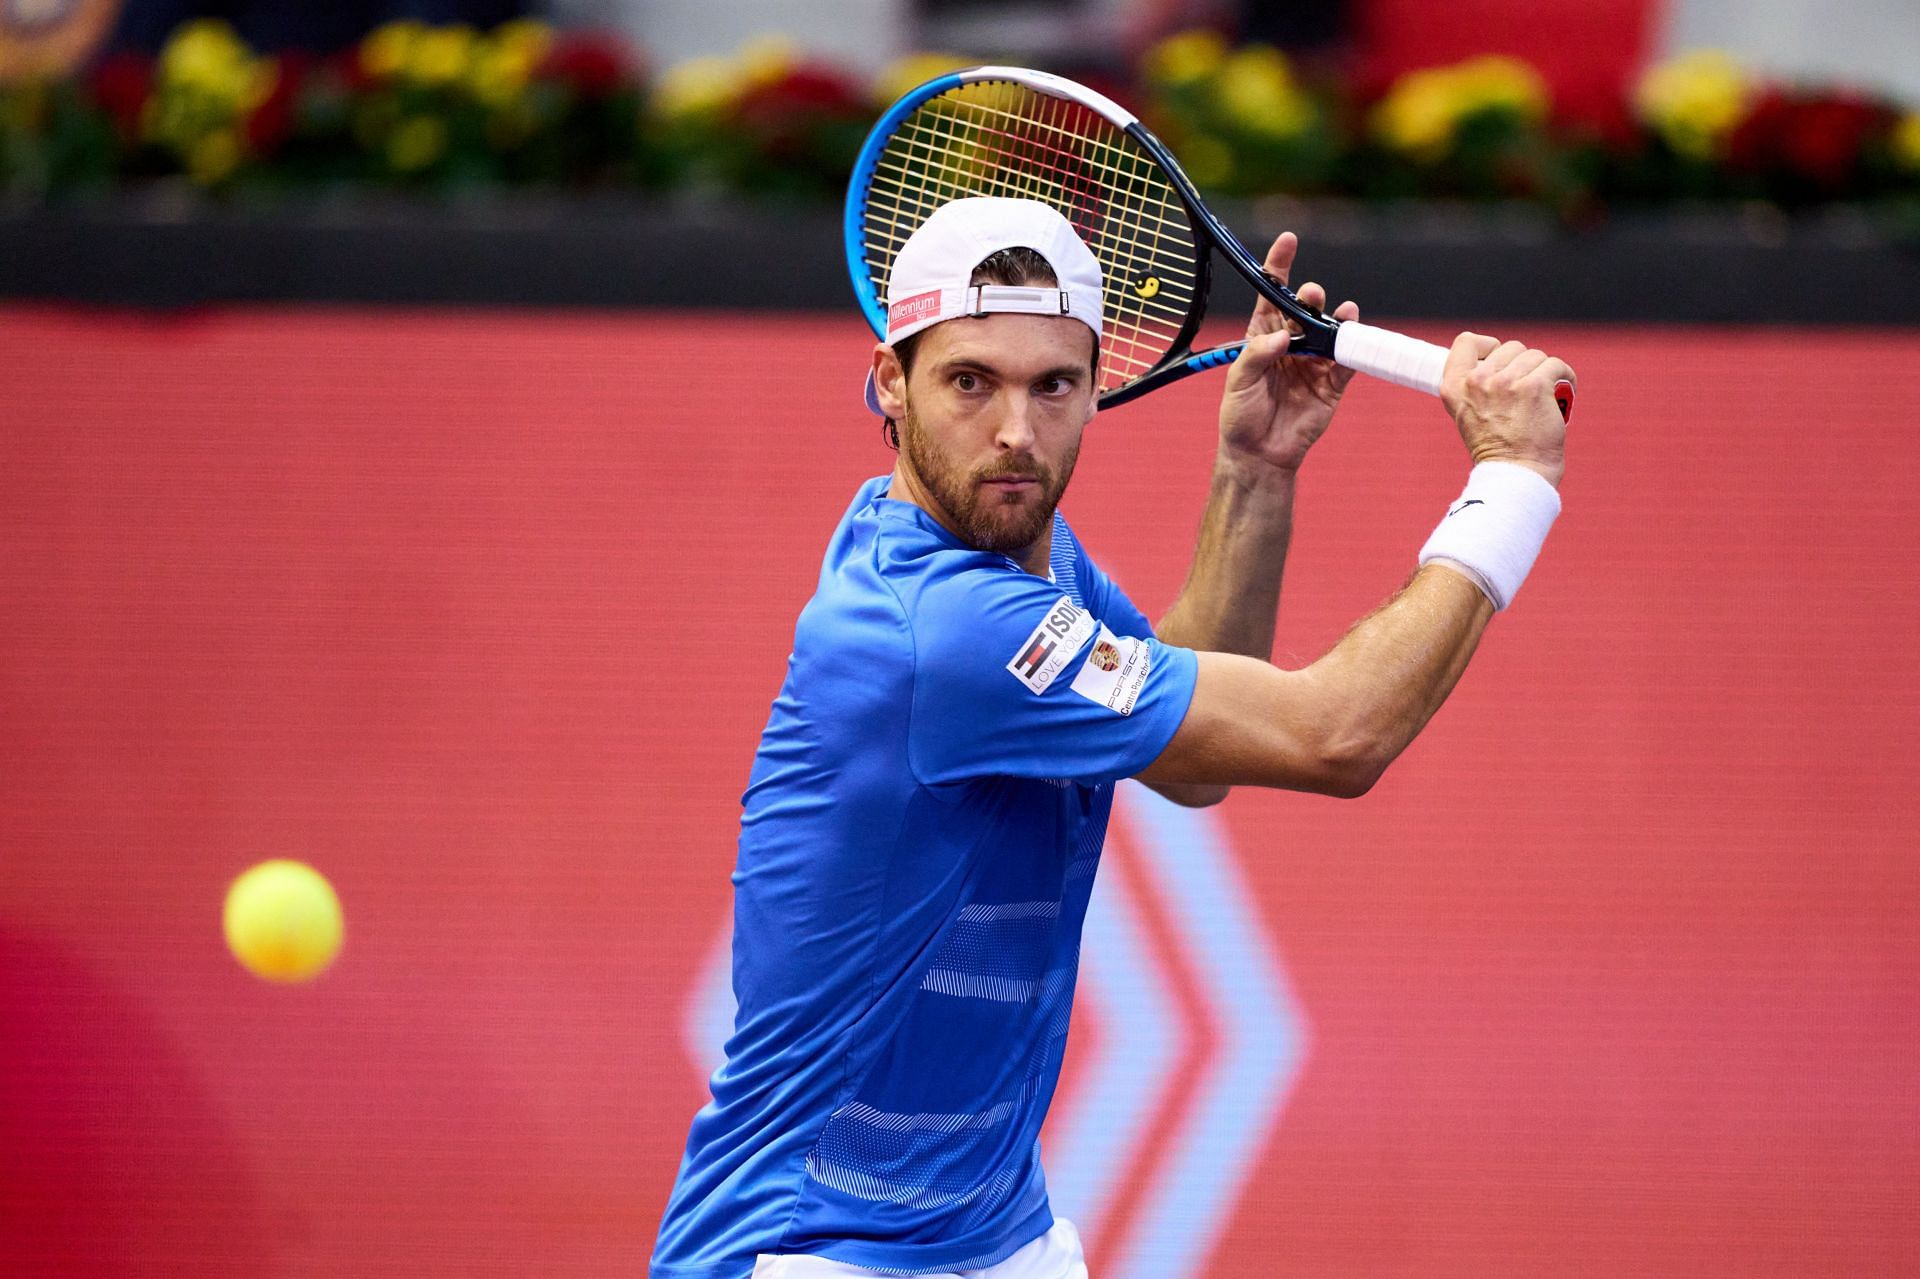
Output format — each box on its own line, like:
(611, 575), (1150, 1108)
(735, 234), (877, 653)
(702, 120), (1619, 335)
(223, 859), (344, 983)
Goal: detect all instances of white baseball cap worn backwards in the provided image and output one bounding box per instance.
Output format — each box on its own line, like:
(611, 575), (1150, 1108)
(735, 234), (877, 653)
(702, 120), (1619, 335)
(864, 196), (1105, 417)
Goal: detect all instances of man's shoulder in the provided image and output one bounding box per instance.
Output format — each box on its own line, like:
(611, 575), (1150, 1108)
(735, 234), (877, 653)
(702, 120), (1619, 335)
(812, 486), (1103, 658)
(856, 503), (1017, 606)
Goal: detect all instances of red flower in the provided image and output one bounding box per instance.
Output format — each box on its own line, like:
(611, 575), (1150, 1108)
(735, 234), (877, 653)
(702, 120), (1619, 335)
(1779, 95), (1887, 187)
(1725, 87), (1786, 170)
(89, 51), (153, 141)
(729, 65), (867, 166)
(246, 51), (310, 155)
(539, 32), (633, 98)
(735, 64), (866, 132)
(1582, 95), (1640, 149)
(325, 46), (374, 94)
(1729, 88), (1889, 188)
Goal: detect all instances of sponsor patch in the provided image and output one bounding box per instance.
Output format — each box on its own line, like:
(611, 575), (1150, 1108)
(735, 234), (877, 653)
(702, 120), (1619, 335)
(1006, 596), (1097, 694)
(1070, 624), (1151, 715)
(888, 289), (945, 333)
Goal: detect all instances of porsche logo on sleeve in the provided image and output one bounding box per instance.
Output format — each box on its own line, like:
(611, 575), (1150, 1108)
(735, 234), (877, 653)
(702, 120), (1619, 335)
(1006, 596), (1097, 694)
(1071, 624), (1151, 715)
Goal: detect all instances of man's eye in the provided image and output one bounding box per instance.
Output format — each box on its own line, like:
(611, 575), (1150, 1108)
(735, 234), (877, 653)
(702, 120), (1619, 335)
(954, 373), (979, 392)
(1038, 377), (1070, 396)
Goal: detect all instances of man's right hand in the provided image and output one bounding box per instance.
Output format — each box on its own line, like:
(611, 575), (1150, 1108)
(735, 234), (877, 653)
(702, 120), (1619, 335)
(1439, 333), (1576, 488)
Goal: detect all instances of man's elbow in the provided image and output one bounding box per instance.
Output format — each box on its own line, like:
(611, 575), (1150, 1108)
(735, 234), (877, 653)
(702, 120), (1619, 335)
(1318, 762), (1384, 800)
(1149, 781), (1232, 808)
(1175, 782), (1231, 807)
(1309, 736), (1393, 799)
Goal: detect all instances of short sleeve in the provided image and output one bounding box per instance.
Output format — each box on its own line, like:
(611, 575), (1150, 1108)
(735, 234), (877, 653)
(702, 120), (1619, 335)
(1076, 554), (1156, 642)
(907, 566), (1198, 787)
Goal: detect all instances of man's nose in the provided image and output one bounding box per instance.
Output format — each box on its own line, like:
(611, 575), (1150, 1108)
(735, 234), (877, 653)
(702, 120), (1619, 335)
(992, 393), (1038, 451)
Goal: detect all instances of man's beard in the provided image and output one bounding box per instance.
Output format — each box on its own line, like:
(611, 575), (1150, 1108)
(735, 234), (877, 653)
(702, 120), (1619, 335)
(898, 402), (1079, 555)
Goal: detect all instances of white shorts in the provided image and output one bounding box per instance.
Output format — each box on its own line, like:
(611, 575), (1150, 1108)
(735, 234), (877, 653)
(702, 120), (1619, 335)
(752, 1219), (1087, 1279)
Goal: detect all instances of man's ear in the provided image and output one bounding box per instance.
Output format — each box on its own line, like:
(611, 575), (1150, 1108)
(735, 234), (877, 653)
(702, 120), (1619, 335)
(871, 343), (909, 419)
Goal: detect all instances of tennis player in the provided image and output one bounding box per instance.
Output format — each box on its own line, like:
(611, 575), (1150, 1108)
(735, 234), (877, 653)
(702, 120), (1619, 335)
(651, 197), (1572, 1279)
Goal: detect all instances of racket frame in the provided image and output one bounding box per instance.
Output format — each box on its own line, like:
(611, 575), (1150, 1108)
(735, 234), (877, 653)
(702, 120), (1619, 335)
(845, 65), (1342, 409)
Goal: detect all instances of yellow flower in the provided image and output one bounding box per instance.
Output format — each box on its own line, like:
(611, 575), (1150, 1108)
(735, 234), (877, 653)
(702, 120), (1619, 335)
(492, 18), (554, 63)
(653, 55), (742, 121)
(408, 25), (477, 88)
(873, 51), (976, 107)
(737, 35), (796, 90)
(386, 115), (448, 171)
(242, 59), (278, 113)
(1143, 29), (1227, 88)
(187, 127), (241, 184)
(467, 54), (515, 108)
(1450, 55), (1549, 122)
(360, 20), (424, 82)
(1212, 43), (1314, 141)
(1372, 55), (1549, 158)
(1372, 67), (1460, 158)
(1635, 49), (1752, 159)
(1178, 130), (1234, 188)
(1894, 112), (1920, 170)
(470, 21), (552, 107)
(159, 19), (253, 102)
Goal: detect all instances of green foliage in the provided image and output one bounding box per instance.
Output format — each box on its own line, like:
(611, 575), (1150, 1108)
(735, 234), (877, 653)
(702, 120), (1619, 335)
(3, 25), (1916, 214)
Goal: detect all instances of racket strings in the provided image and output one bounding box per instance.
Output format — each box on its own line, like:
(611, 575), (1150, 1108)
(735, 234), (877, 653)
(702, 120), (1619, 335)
(1025, 93), (1192, 382)
(871, 110), (1196, 311)
(862, 80), (1202, 394)
(907, 98), (1200, 249)
(866, 96), (1197, 304)
(985, 93), (1186, 385)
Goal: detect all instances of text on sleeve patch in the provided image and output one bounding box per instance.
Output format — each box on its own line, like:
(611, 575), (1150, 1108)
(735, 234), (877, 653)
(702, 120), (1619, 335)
(1005, 596), (1098, 694)
(1069, 624), (1152, 715)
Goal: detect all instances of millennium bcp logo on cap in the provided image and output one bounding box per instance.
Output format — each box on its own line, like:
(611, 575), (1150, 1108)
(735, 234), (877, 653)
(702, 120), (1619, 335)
(888, 290), (946, 334)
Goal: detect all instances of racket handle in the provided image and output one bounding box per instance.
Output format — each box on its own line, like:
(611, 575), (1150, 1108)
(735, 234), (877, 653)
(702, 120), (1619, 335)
(1334, 323), (1578, 423)
(1331, 321), (1449, 396)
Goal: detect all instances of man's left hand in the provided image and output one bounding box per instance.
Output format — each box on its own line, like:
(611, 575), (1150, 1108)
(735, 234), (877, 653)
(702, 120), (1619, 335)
(1216, 232), (1360, 476)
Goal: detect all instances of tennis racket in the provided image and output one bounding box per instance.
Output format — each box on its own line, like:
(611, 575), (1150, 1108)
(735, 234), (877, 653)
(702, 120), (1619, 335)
(846, 65), (1574, 420)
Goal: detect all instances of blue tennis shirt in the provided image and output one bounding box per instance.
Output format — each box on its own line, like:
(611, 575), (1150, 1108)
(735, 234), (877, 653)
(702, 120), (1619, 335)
(651, 476), (1199, 1278)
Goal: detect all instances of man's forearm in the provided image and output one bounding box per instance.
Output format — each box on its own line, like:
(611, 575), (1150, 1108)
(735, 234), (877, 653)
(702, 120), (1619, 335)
(1302, 564), (1493, 787)
(1139, 564), (1495, 797)
(1155, 455), (1296, 660)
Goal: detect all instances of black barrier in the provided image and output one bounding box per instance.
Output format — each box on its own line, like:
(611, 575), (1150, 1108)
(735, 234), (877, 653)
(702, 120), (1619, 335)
(4, 195), (1917, 322)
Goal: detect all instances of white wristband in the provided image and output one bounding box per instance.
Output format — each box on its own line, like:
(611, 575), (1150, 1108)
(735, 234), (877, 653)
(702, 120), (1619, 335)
(1418, 462), (1561, 611)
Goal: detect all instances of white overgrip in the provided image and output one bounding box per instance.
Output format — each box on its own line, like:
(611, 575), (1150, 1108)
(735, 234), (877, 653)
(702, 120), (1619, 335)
(1332, 321), (1449, 396)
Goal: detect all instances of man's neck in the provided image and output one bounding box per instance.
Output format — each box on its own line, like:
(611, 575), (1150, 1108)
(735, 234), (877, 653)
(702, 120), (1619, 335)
(886, 464), (1052, 577)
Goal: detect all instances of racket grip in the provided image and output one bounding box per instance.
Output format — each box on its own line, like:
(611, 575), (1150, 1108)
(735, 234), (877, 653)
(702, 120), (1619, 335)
(1332, 322), (1448, 397)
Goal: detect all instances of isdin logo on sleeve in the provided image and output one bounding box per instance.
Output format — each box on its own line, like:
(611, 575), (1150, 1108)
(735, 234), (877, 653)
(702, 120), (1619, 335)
(1006, 596), (1098, 694)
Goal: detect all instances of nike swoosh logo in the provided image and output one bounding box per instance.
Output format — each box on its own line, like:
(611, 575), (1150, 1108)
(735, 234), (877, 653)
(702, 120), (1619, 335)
(1447, 498), (1485, 517)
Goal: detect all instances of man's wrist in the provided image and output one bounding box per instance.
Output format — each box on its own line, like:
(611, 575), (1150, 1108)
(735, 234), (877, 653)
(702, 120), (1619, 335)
(1214, 447), (1300, 497)
(1471, 448), (1563, 489)
(1417, 461), (1561, 611)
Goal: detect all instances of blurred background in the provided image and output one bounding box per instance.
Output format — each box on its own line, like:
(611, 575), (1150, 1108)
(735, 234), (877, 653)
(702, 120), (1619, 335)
(2, 0), (1917, 1276)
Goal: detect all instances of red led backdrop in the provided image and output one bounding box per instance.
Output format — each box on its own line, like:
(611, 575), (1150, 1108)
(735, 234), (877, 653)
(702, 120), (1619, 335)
(1, 307), (1916, 1277)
